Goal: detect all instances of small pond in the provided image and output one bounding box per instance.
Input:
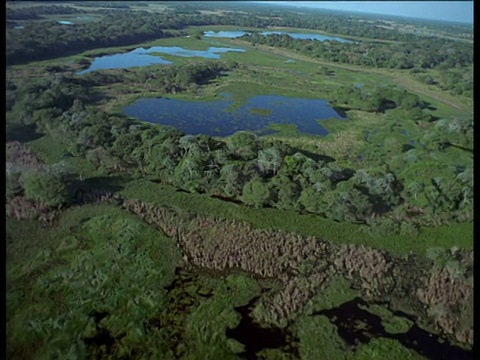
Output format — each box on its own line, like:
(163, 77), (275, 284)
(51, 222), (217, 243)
(204, 30), (353, 43)
(77, 46), (245, 74)
(123, 93), (347, 136)
(58, 20), (74, 25)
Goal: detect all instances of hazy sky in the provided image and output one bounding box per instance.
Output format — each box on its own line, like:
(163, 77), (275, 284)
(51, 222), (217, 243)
(266, 1), (473, 24)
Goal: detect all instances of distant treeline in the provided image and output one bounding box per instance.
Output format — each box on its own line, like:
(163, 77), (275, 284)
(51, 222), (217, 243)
(6, 5), (86, 20)
(241, 33), (472, 70)
(6, 11), (175, 65)
(6, 6), (473, 70)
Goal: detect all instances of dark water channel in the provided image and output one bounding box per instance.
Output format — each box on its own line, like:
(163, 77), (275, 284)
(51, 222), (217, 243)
(313, 297), (473, 360)
(226, 296), (294, 360)
(123, 93), (347, 136)
(158, 268), (472, 359)
(224, 296), (472, 359)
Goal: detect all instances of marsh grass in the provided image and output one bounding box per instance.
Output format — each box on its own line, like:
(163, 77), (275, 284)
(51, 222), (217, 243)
(182, 274), (262, 359)
(222, 38), (471, 116)
(120, 179), (472, 255)
(353, 338), (424, 359)
(359, 304), (414, 334)
(7, 205), (182, 359)
(294, 314), (348, 360)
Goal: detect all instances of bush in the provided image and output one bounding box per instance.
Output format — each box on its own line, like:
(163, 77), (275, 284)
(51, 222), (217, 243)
(242, 176), (274, 208)
(22, 170), (72, 207)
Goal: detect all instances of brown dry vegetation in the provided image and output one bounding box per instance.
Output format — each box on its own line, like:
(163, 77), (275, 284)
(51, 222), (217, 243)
(333, 244), (394, 297)
(417, 265), (474, 345)
(122, 199), (473, 342)
(5, 196), (57, 226)
(6, 141), (46, 169)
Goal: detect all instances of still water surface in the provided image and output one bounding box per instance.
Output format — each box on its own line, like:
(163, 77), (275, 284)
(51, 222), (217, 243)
(77, 46), (245, 74)
(123, 93), (347, 136)
(204, 30), (353, 43)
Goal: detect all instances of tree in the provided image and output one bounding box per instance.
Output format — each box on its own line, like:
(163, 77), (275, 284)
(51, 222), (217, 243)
(271, 175), (301, 210)
(226, 131), (259, 161)
(219, 163), (243, 197)
(298, 187), (324, 214)
(111, 133), (142, 161)
(257, 147), (283, 177)
(320, 66), (330, 75)
(86, 147), (109, 170)
(173, 156), (208, 192)
(242, 176), (274, 208)
(279, 152), (317, 183)
(178, 134), (203, 156)
(22, 170), (72, 207)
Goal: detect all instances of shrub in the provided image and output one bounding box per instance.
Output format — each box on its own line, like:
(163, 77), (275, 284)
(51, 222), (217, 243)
(242, 176), (274, 208)
(22, 170), (72, 207)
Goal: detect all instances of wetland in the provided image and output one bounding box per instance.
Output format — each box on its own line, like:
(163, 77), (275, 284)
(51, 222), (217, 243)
(6, 1), (473, 359)
(204, 29), (353, 43)
(77, 45), (245, 74)
(122, 93), (347, 136)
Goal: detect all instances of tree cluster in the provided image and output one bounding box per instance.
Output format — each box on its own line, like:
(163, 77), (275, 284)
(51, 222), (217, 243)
(6, 5), (472, 71)
(329, 85), (431, 123)
(6, 5), (86, 20)
(240, 33), (472, 70)
(6, 11), (173, 65)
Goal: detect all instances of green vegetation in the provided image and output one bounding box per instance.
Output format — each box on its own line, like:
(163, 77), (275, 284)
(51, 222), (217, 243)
(6, 2), (473, 359)
(249, 107), (273, 116)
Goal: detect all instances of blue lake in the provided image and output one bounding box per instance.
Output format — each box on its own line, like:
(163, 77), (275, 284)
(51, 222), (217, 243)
(204, 30), (352, 43)
(77, 46), (245, 74)
(123, 93), (347, 136)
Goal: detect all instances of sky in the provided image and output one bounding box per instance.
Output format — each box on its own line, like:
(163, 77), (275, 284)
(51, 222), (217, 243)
(264, 1), (473, 24)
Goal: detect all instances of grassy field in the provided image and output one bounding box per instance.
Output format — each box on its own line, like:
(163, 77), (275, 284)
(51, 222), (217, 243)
(120, 178), (473, 255)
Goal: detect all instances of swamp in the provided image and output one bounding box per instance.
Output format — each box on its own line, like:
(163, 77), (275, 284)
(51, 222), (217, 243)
(6, 1), (473, 359)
